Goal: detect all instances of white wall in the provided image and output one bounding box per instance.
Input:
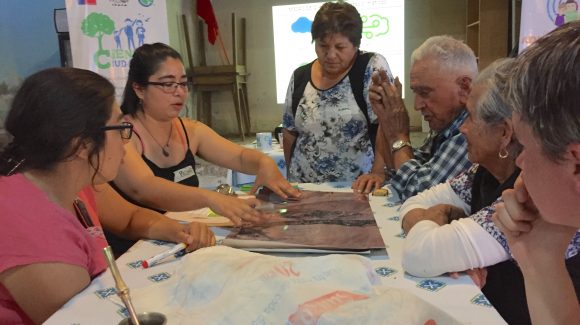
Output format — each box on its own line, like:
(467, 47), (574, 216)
(166, 0), (467, 135)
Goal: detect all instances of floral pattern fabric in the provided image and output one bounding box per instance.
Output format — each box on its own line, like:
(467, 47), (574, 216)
(283, 52), (391, 183)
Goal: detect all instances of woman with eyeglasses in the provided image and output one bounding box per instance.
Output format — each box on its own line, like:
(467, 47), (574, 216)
(110, 43), (301, 255)
(0, 68), (214, 324)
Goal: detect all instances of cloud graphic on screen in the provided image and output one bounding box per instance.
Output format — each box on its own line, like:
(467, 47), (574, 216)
(291, 17), (312, 33)
(362, 14), (390, 39)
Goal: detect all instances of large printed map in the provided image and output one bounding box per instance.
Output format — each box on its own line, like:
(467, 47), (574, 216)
(223, 190), (386, 252)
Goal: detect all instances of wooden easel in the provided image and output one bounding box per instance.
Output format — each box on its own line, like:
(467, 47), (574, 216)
(191, 13), (251, 140)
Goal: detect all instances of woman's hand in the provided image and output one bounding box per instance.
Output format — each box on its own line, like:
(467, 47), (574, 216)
(177, 222), (216, 252)
(493, 177), (576, 270)
(251, 156), (302, 200)
(425, 204), (467, 224)
(206, 191), (270, 226)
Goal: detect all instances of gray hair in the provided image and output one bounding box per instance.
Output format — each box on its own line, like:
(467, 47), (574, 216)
(504, 21), (580, 161)
(472, 58), (515, 125)
(472, 58), (521, 157)
(411, 35), (478, 79)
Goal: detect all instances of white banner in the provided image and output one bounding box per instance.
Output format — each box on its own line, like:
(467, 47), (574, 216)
(65, 0), (169, 97)
(520, 0), (579, 53)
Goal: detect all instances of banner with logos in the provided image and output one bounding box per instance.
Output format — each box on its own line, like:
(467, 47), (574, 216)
(520, 0), (579, 53)
(65, 0), (169, 97)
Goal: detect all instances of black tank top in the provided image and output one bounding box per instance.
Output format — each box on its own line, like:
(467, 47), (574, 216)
(140, 118), (199, 190)
(107, 117), (199, 257)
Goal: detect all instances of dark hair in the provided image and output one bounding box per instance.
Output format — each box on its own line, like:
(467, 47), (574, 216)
(121, 42), (183, 116)
(0, 68), (115, 176)
(311, 1), (362, 47)
(504, 21), (580, 161)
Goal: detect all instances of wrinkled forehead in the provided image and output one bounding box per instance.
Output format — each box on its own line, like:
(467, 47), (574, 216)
(410, 59), (456, 87)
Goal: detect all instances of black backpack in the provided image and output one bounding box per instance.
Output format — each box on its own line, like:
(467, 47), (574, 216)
(290, 51), (378, 150)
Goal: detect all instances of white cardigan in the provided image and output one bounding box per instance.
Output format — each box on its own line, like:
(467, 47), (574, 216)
(400, 182), (509, 277)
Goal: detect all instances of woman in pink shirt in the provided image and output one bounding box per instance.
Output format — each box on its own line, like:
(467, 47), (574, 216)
(0, 68), (214, 324)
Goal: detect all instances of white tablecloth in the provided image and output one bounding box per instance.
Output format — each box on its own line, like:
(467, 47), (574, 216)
(45, 183), (506, 324)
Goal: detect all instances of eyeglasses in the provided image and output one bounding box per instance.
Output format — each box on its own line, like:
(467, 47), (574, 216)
(101, 122), (133, 140)
(144, 81), (192, 93)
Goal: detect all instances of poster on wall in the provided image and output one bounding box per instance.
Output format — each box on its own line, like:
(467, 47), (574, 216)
(65, 0), (169, 98)
(520, 0), (580, 53)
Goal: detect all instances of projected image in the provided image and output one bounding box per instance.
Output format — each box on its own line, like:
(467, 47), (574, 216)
(272, 0), (405, 103)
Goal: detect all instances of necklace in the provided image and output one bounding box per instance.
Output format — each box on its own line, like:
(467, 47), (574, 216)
(139, 117), (173, 157)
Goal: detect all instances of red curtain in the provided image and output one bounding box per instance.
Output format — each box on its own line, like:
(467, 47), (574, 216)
(197, 0), (219, 44)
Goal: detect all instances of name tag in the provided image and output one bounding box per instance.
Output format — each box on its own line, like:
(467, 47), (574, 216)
(173, 165), (196, 183)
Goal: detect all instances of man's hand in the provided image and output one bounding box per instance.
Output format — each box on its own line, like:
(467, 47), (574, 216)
(369, 71), (410, 144)
(352, 172), (386, 194)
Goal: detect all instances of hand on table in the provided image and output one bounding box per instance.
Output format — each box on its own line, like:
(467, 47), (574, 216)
(369, 71), (409, 142)
(250, 157), (302, 201)
(493, 177), (576, 269)
(448, 268), (488, 288)
(178, 222), (216, 252)
(352, 172), (385, 194)
(207, 192), (271, 226)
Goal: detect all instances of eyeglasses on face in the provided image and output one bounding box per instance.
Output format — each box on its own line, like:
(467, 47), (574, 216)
(144, 81), (192, 93)
(101, 122), (133, 140)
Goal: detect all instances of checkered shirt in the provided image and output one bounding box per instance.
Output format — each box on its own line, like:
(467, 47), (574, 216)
(391, 110), (471, 201)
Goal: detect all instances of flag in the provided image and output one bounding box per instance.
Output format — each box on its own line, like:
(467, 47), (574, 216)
(197, 0), (219, 44)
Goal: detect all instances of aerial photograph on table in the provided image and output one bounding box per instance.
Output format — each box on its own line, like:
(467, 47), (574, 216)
(223, 190), (386, 251)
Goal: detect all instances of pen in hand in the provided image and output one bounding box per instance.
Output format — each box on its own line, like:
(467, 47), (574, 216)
(141, 243), (187, 269)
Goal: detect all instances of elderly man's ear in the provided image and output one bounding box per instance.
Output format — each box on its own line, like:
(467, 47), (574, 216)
(456, 76), (473, 105)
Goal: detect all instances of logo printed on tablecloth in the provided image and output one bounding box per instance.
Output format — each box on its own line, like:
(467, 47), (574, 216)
(375, 266), (397, 277)
(127, 260), (144, 269)
(149, 239), (174, 246)
(95, 287), (117, 299)
(417, 279), (446, 292)
(149, 272), (172, 283)
(471, 293), (493, 307)
(395, 230), (407, 238)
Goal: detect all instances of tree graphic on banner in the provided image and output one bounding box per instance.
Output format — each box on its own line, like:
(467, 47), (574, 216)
(81, 12), (115, 69)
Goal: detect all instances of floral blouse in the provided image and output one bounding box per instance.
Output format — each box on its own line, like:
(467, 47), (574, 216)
(282, 52), (391, 183)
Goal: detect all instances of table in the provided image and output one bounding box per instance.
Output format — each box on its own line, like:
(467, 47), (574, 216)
(227, 143), (286, 186)
(46, 183), (506, 324)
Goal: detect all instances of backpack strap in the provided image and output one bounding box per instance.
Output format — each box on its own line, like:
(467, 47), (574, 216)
(291, 61), (315, 118)
(349, 51), (373, 125)
(349, 51), (377, 150)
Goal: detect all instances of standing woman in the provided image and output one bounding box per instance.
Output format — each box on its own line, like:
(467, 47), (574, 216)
(0, 68), (130, 324)
(282, 1), (393, 183)
(113, 43), (300, 225)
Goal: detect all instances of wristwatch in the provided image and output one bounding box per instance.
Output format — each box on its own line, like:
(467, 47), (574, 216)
(391, 139), (412, 152)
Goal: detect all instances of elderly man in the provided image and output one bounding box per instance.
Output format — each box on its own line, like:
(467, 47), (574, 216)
(353, 35), (478, 201)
